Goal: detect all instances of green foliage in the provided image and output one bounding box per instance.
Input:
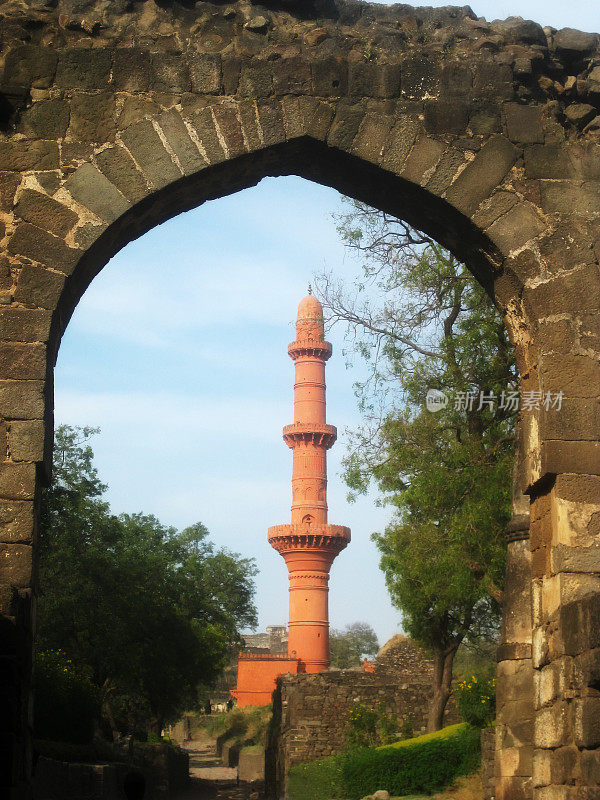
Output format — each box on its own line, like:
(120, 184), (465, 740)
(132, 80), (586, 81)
(37, 425), (258, 738)
(321, 202), (515, 725)
(454, 639), (498, 682)
(343, 722), (481, 799)
(399, 712), (415, 740)
(347, 702), (398, 747)
(223, 709), (249, 739)
(380, 720), (472, 748)
(455, 674), (496, 728)
(287, 752), (345, 800)
(33, 650), (100, 744)
(330, 622), (379, 669)
(201, 713), (229, 739)
(287, 723), (480, 800)
(209, 705), (272, 749)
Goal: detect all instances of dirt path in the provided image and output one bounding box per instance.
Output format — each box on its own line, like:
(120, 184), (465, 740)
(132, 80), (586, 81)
(172, 731), (262, 800)
(182, 732), (238, 782)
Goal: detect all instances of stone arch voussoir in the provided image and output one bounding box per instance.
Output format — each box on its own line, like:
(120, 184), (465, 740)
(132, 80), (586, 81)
(1, 1), (600, 795)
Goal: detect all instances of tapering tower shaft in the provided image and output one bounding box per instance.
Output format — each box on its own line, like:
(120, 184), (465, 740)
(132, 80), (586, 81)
(291, 344), (328, 525)
(268, 293), (350, 673)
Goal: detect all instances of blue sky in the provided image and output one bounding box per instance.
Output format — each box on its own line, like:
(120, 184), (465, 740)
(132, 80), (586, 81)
(55, 0), (598, 648)
(380, 0), (597, 32)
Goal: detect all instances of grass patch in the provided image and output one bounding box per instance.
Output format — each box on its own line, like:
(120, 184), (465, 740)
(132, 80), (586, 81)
(242, 744), (265, 754)
(287, 752), (345, 800)
(198, 706), (273, 751)
(437, 772), (483, 800)
(200, 713), (229, 739)
(287, 723), (481, 800)
(378, 722), (467, 750)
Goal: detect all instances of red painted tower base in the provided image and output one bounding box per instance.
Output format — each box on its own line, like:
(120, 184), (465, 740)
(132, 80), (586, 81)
(231, 654), (301, 708)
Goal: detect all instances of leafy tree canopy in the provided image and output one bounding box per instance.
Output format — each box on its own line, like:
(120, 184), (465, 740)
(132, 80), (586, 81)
(317, 201), (516, 729)
(37, 424), (258, 737)
(330, 622), (379, 669)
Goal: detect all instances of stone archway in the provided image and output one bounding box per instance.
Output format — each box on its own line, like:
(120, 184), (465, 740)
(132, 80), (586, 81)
(1, 1), (599, 796)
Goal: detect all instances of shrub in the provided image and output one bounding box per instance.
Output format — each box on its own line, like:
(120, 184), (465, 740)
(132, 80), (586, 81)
(201, 713), (228, 738)
(347, 702), (398, 747)
(242, 704), (272, 746)
(399, 711), (414, 740)
(34, 650), (100, 744)
(342, 723), (481, 799)
(207, 705), (272, 751)
(225, 709), (249, 738)
(455, 674), (496, 728)
(287, 723), (481, 800)
(145, 732), (176, 746)
(287, 752), (345, 800)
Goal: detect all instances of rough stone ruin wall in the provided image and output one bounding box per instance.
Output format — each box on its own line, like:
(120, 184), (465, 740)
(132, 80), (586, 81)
(374, 634), (434, 682)
(0, 1), (599, 796)
(268, 646), (459, 796)
(270, 671), (430, 794)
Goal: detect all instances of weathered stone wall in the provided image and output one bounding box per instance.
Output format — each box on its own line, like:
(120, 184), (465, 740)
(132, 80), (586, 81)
(267, 667), (457, 795)
(0, 1), (599, 796)
(529, 478), (600, 800)
(374, 634), (434, 682)
(482, 727), (496, 800)
(242, 624), (288, 654)
(495, 514), (533, 800)
(131, 742), (189, 799)
(32, 744), (189, 800)
(33, 757), (130, 800)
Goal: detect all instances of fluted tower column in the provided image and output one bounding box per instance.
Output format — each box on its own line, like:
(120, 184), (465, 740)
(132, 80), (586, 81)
(268, 291), (350, 673)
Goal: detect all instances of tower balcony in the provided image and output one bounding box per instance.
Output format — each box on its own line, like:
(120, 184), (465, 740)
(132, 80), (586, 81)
(282, 423), (337, 449)
(288, 339), (332, 361)
(267, 523), (351, 557)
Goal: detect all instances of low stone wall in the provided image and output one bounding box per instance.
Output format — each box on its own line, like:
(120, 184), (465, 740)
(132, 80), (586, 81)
(132, 742), (189, 798)
(33, 757), (130, 800)
(238, 746), (265, 783)
(481, 728), (496, 800)
(267, 669), (454, 796)
(33, 743), (189, 800)
(168, 713), (205, 744)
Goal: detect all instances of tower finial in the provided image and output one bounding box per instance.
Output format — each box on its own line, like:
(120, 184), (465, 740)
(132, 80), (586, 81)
(308, 283), (312, 295)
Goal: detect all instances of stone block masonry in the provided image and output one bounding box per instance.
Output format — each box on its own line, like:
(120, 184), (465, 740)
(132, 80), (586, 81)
(266, 664), (458, 796)
(0, 0), (599, 796)
(482, 728), (496, 800)
(32, 743), (189, 800)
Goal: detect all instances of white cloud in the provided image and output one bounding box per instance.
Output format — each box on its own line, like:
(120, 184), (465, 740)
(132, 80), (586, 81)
(68, 255), (301, 345)
(55, 388), (289, 441)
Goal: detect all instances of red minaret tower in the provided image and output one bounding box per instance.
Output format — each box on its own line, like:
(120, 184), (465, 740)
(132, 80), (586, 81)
(268, 289), (351, 673)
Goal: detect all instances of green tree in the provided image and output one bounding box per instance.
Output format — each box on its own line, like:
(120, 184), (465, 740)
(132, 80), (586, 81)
(37, 425), (258, 738)
(318, 202), (515, 730)
(330, 622), (379, 669)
